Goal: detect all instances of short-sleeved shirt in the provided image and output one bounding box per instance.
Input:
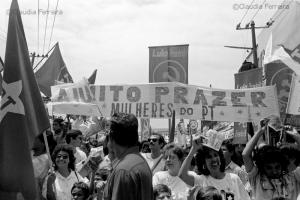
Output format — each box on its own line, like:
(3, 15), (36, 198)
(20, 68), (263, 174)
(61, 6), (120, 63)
(42, 170), (86, 200)
(194, 173), (251, 200)
(103, 146), (153, 200)
(141, 153), (165, 174)
(248, 166), (300, 200)
(153, 171), (196, 200)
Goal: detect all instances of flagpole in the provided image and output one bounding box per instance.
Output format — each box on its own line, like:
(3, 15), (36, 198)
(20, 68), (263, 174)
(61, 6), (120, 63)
(42, 131), (58, 199)
(33, 42), (57, 71)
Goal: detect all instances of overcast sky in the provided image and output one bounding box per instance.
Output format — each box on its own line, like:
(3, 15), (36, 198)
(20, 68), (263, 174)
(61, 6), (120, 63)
(0, 0), (286, 88)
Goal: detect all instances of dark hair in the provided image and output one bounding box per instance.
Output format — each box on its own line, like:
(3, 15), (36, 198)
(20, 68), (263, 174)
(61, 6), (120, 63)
(221, 139), (235, 153)
(71, 181), (90, 199)
(53, 118), (64, 127)
(103, 135), (109, 156)
(163, 143), (185, 162)
(195, 146), (226, 175)
(45, 130), (57, 154)
(140, 140), (150, 153)
(279, 143), (300, 166)
(151, 132), (166, 148)
(254, 145), (287, 175)
(65, 129), (83, 144)
(109, 113), (138, 147)
(51, 144), (76, 171)
(195, 186), (222, 200)
(153, 184), (171, 199)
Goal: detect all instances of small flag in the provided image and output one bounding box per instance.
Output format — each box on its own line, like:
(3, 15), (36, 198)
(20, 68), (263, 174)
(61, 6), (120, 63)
(88, 69), (97, 84)
(140, 118), (150, 140)
(0, 0), (50, 199)
(35, 42), (73, 97)
(264, 33), (300, 75)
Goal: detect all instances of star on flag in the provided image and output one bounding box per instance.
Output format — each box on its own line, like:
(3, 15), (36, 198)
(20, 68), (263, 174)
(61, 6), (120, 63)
(0, 80), (24, 122)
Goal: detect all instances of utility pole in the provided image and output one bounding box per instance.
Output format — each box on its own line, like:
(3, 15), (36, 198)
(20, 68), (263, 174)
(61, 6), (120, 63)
(29, 52), (48, 68)
(235, 19), (274, 67)
(226, 19), (274, 141)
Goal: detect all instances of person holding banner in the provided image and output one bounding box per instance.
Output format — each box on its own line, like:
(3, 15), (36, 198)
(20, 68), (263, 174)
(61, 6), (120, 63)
(178, 130), (250, 200)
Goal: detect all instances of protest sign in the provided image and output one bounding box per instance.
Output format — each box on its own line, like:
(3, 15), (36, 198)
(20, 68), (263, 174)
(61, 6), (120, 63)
(149, 45), (188, 83)
(51, 82), (279, 121)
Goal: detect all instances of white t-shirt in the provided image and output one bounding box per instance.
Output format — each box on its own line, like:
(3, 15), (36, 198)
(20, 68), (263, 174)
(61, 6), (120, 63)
(153, 171), (194, 200)
(42, 171), (86, 200)
(141, 153), (165, 174)
(194, 173), (250, 200)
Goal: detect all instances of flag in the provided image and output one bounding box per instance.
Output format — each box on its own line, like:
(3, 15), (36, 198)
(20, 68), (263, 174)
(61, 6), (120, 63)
(286, 73), (300, 115)
(88, 69), (97, 84)
(140, 118), (150, 140)
(0, 0), (50, 199)
(264, 33), (300, 75)
(35, 42), (73, 97)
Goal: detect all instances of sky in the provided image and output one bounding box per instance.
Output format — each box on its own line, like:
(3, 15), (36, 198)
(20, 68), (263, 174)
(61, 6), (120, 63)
(0, 0), (293, 128)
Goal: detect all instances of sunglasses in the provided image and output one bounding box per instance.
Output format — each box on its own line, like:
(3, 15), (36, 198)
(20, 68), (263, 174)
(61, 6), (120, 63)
(56, 155), (69, 159)
(148, 138), (158, 143)
(157, 194), (171, 200)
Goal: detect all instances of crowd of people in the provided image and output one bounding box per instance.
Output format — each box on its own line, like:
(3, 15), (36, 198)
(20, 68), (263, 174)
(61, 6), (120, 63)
(32, 113), (300, 200)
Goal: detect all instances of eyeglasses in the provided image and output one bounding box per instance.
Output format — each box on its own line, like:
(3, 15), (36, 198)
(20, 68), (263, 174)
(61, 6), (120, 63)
(148, 138), (158, 143)
(56, 155), (69, 159)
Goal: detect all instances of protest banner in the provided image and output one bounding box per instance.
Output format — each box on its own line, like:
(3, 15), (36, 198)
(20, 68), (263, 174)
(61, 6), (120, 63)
(51, 82), (279, 122)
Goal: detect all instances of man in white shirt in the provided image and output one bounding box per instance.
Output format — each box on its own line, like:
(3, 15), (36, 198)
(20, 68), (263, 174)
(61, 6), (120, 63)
(141, 132), (166, 174)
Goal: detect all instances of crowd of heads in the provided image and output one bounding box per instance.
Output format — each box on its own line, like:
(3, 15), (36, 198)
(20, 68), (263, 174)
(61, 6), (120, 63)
(32, 112), (300, 200)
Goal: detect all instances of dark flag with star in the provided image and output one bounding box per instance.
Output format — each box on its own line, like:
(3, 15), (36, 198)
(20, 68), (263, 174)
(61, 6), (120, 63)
(0, 0), (50, 199)
(35, 42), (73, 97)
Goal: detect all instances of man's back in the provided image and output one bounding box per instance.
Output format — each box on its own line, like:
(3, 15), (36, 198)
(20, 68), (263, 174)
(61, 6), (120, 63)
(104, 147), (153, 200)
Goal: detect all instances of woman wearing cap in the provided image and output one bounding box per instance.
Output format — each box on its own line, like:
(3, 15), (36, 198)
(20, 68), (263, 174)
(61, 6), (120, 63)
(178, 130), (250, 200)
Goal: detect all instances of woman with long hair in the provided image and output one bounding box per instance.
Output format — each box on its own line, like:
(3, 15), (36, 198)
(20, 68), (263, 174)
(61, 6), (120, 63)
(42, 144), (87, 200)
